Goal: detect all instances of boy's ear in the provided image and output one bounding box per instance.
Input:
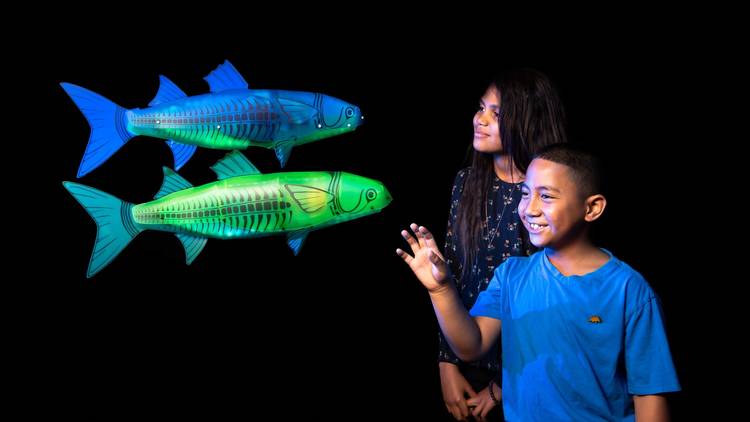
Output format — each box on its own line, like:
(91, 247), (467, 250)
(584, 194), (607, 222)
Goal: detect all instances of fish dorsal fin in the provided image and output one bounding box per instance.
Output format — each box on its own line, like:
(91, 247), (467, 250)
(204, 60), (248, 93)
(175, 233), (208, 265)
(149, 75), (188, 106)
(286, 230), (309, 256)
(166, 139), (197, 171)
(211, 151), (261, 180)
(277, 98), (318, 124)
(284, 184), (332, 213)
(155, 167), (193, 199)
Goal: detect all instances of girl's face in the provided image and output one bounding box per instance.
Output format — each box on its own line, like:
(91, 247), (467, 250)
(473, 87), (502, 153)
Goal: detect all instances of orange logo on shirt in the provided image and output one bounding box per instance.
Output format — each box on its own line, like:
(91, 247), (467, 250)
(588, 316), (602, 324)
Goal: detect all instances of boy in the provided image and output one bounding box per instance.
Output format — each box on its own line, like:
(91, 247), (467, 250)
(397, 144), (680, 421)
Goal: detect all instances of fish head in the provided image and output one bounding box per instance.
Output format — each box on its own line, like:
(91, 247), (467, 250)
(270, 90), (364, 142)
(332, 172), (392, 218)
(317, 94), (363, 131)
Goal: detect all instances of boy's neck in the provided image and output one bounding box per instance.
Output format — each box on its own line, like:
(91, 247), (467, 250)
(493, 153), (524, 183)
(545, 241), (611, 277)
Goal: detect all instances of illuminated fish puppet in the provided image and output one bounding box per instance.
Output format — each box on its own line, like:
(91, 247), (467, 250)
(61, 60), (364, 177)
(63, 151), (391, 278)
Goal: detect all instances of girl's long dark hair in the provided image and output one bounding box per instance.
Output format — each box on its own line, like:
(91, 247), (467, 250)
(456, 69), (567, 279)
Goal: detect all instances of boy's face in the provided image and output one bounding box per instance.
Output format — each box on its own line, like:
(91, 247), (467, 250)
(519, 158), (588, 249)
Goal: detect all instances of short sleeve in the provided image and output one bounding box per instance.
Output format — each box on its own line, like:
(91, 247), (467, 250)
(625, 297), (681, 395)
(469, 259), (509, 320)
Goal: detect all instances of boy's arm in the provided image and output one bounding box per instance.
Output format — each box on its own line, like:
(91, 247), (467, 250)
(633, 394), (670, 422)
(429, 284), (501, 361)
(398, 224), (501, 361)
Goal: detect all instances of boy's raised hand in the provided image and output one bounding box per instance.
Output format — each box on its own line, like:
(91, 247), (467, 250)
(396, 224), (451, 293)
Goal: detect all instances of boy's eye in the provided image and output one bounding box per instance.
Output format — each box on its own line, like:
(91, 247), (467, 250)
(520, 190), (529, 197)
(541, 194), (553, 200)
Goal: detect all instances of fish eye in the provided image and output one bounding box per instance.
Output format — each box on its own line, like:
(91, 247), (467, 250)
(366, 189), (377, 201)
(345, 107), (354, 118)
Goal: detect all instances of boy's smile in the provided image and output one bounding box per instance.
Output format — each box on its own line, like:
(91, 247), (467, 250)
(526, 222), (548, 233)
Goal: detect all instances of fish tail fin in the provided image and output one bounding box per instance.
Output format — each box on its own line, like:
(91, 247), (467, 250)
(60, 83), (135, 177)
(63, 181), (143, 277)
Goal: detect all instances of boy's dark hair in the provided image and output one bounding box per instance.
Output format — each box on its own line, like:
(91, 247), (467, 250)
(533, 143), (603, 198)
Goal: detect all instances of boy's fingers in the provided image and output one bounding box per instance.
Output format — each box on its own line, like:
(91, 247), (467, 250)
(410, 223), (426, 247)
(401, 230), (420, 251)
(396, 248), (413, 264)
(420, 226), (446, 260)
(428, 250), (441, 265)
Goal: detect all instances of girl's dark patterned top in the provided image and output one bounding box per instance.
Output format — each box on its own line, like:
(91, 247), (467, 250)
(438, 168), (536, 373)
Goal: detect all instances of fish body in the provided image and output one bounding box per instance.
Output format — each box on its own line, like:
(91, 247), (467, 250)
(61, 60), (363, 177)
(64, 151), (391, 277)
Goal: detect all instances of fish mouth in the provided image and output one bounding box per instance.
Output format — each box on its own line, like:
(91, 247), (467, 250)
(383, 187), (393, 204)
(347, 108), (364, 129)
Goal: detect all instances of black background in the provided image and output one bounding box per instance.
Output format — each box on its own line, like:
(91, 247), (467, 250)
(21, 21), (715, 419)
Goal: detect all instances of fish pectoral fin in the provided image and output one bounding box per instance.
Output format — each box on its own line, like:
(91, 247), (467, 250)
(204, 60), (248, 93)
(175, 233), (208, 265)
(149, 75), (188, 106)
(286, 230), (310, 256)
(154, 167), (193, 199)
(277, 98), (318, 124)
(211, 151), (261, 180)
(284, 184), (332, 213)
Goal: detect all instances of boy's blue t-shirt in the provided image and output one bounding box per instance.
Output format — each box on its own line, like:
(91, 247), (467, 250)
(470, 249), (680, 421)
